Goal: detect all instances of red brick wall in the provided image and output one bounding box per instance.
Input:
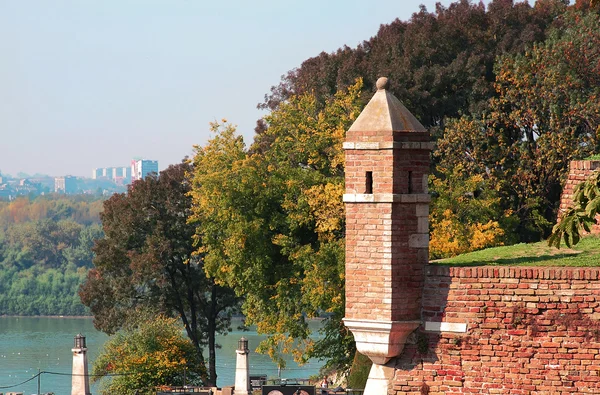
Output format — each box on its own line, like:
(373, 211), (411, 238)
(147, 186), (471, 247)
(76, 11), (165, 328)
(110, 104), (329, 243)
(345, 150), (394, 195)
(393, 266), (600, 394)
(393, 151), (429, 195)
(345, 202), (395, 321)
(345, 149), (429, 195)
(559, 160), (600, 234)
(390, 203), (424, 322)
(345, 202), (425, 322)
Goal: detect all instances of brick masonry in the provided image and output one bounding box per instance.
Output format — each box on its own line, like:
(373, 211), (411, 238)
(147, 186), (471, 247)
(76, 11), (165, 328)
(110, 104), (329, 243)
(344, 83), (600, 394)
(345, 202), (427, 322)
(558, 160), (600, 233)
(392, 266), (600, 394)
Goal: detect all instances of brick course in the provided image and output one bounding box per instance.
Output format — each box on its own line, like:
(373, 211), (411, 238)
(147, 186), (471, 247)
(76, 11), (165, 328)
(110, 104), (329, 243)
(343, 83), (600, 393)
(392, 266), (600, 395)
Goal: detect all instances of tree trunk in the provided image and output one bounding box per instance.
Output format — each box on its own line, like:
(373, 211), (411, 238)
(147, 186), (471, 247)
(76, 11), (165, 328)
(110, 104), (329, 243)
(168, 266), (210, 385)
(208, 285), (218, 385)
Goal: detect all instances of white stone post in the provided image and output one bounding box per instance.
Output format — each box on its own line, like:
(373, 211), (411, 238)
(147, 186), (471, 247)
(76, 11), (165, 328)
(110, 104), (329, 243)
(234, 337), (250, 395)
(71, 334), (91, 395)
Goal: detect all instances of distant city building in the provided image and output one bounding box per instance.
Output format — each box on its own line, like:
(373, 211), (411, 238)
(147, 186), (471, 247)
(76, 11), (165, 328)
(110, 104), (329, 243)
(131, 159), (158, 182)
(55, 176), (77, 194)
(102, 167), (114, 179)
(0, 186), (11, 200)
(113, 166), (132, 185)
(92, 166), (132, 184)
(92, 168), (103, 179)
(0, 175), (54, 200)
(112, 166), (131, 179)
(93, 159), (159, 185)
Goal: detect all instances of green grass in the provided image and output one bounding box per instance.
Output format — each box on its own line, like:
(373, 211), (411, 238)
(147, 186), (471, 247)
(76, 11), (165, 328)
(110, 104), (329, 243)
(432, 235), (600, 267)
(584, 154), (600, 160)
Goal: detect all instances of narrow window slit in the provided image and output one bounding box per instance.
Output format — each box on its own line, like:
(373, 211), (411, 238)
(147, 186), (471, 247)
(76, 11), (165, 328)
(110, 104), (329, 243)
(365, 171), (373, 194)
(408, 171), (413, 194)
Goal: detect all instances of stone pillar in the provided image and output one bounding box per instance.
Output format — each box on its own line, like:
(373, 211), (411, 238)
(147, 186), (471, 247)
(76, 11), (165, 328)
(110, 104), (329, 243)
(71, 333), (91, 395)
(343, 77), (432, 395)
(234, 337), (250, 395)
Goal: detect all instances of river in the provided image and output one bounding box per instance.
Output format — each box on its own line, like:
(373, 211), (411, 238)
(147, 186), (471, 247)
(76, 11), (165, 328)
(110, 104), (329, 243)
(0, 317), (324, 394)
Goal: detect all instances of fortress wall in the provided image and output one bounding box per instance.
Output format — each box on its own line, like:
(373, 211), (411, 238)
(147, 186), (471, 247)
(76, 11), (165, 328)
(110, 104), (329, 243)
(558, 160), (600, 234)
(392, 266), (600, 394)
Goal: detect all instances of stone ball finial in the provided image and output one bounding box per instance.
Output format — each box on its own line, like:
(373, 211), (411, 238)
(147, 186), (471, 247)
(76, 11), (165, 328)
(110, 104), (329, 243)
(376, 77), (389, 90)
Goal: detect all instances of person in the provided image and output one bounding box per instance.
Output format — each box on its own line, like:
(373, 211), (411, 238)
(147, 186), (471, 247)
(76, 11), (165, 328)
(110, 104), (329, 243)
(320, 377), (329, 395)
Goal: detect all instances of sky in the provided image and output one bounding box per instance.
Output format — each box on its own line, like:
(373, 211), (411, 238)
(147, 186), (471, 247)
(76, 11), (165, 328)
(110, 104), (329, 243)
(0, 0), (490, 178)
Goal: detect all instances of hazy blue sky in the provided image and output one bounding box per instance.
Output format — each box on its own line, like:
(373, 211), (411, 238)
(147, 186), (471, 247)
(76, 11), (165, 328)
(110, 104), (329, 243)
(0, 0), (490, 177)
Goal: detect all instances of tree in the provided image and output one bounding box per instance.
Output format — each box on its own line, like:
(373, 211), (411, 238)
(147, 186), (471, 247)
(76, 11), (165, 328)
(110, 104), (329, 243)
(436, 9), (600, 241)
(190, 80), (363, 372)
(92, 314), (205, 395)
(260, 0), (564, 131)
(429, 163), (512, 259)
(63, 223), (104, 268)
(79, 162), (238, 385)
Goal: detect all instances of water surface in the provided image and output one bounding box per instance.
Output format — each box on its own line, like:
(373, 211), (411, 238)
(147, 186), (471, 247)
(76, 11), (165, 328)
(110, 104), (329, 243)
(0, 317), (323, 394)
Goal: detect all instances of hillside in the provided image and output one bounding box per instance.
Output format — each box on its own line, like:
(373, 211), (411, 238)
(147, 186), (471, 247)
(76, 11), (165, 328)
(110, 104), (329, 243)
(0, 195), (104, 315)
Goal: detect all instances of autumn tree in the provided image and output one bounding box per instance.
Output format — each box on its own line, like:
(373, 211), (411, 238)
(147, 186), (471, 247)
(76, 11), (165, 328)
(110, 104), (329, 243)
(0, 195), (104, 229)
(190, 80), (363, 371)
(80, 162), (238, 385)
(0, 194), (105, 315)
(251, 0), (576, 258)
(429, 163), (511, 259)
(260, 0), (565, 130)
(92, 314), (205, 395)
(435, 8), (600, 242)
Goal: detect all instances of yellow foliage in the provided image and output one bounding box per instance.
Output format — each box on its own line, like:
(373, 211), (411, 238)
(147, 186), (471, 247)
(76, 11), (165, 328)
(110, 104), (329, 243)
(304, 182), (345, 241)
(430, 209), (504, 259)
(471, 221), (504, 251)
(92, 315), (205, 395)
(188, 81), (363, 371)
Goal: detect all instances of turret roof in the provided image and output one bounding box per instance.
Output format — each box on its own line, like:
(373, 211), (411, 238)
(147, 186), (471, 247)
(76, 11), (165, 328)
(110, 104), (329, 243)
(348, 77), (426, 133)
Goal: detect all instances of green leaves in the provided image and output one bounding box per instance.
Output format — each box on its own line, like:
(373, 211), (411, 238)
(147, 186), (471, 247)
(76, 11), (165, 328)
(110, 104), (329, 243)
(189, 81), (363, 372)
(437, 9), (600, 242)
(81, 162), (238, 385)
(550, 171), (600, 248)
(92, 315), (205, 395)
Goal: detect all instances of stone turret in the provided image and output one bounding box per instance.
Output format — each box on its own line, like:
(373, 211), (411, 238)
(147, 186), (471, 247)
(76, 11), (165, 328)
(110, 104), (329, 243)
(343, 77), (432, 395)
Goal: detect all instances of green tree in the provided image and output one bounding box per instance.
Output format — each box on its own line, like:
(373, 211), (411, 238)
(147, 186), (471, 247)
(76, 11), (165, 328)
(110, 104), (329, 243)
(260, 0), (564, 130)
(80, 162), (238, 385)
(63, 223), (104, 268)
(3, 219), (85, 269)
(190, 80), (363, 371)
(436, 9), (600, 241)
(429, 163), (513, 259)
(92, 314), (205, 395)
